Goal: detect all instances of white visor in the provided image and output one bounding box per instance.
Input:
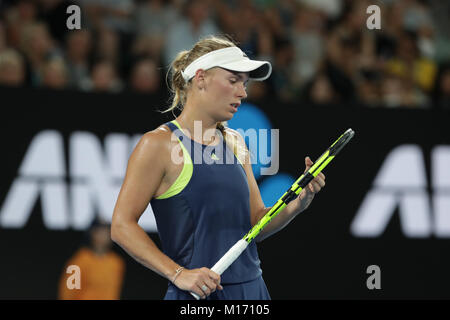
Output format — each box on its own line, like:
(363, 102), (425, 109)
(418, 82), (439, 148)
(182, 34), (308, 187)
(181, 47), (272, 82)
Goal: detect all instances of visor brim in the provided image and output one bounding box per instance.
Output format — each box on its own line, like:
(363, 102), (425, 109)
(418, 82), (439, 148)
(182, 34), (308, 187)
(219, 60), (272, 81)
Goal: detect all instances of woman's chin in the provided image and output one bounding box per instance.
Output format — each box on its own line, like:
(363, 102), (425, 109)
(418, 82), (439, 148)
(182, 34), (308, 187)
(223, 115), (234, 122)
(217, 113), (234, 122)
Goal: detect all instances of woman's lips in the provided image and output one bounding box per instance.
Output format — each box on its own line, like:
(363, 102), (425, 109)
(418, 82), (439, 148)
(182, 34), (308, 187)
(230, 104), (238, 112)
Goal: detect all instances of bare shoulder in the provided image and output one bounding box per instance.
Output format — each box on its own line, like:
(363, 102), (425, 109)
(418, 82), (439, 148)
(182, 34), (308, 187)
(224, 127), (242, 140)
(139, 124), (172, 150)
(131, 124), (173, 163)
(224, 127), (249, 166)
(224, 127), (246, 147)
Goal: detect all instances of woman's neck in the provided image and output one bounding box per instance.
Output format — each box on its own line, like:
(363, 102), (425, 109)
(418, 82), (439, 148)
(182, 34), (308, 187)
(175, 107), (220, 146)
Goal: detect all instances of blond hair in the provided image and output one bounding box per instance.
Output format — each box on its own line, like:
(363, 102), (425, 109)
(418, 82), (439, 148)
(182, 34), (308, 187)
(20, 22), (49, 57)
(0, 48), (24, 70)
(163, 35), (249, 164)
(164, 35), (236, 113)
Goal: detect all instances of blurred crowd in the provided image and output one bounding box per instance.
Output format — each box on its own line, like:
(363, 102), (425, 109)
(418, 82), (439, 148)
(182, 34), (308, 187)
(0, 0), (449, 109)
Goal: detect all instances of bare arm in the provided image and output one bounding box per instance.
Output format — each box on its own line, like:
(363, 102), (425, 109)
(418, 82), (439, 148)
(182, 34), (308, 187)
(111, 129), (177, 279)
(111, 128), (221, 298)
(227, 129), (325, 242)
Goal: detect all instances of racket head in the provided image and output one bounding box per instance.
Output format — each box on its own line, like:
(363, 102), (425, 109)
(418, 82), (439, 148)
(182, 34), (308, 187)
(329, 128), (355, 156)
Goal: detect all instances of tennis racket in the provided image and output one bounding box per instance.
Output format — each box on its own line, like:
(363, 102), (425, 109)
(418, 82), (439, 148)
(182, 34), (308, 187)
(191, 128), (355, 299)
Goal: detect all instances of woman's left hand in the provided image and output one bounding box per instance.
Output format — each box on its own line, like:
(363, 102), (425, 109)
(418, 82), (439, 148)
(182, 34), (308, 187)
(297, 156), (326, 208)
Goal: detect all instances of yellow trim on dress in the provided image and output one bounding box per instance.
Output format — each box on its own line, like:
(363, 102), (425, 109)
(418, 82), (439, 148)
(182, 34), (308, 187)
(155, 120), (245, 199)
(155, 120), (193, 200)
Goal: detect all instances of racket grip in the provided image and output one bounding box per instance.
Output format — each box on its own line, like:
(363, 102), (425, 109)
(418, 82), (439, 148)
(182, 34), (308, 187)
(211, 239), (249, 275)
(190, 239), (249, 300)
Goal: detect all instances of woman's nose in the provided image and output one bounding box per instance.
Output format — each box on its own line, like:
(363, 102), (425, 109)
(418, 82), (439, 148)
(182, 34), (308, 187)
(238, 83), (247, 99)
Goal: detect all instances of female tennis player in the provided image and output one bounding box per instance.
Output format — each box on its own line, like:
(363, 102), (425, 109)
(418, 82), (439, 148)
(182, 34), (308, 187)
(111, 35), (325, 300)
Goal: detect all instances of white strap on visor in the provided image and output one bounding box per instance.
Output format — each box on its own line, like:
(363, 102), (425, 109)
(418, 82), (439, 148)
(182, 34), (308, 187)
(181, 47), (272, 82)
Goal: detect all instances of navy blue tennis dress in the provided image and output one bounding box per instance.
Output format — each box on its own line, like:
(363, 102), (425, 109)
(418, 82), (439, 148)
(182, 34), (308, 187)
(150, 120), (271, 300)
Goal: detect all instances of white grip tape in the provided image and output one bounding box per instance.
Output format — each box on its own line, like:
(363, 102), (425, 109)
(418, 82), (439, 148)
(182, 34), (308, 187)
(211, 239), (249, 275)
(190, 239), (249, 300)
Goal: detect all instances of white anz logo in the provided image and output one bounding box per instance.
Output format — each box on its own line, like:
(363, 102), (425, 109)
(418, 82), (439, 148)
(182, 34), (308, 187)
(0, 130), (157, 231)
(351, 145), (450, 238)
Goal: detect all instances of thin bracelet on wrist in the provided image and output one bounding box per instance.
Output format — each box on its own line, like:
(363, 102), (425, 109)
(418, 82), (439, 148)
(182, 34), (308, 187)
(171, 266), (184, 284)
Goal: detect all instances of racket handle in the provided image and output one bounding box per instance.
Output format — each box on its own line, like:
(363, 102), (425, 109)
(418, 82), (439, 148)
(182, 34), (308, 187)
(211, 239), (249, 275)
(190, 239), (249, 300)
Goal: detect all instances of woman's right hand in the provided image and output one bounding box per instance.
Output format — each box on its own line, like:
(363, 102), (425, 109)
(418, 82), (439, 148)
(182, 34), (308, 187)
(173, 267), (223, 299)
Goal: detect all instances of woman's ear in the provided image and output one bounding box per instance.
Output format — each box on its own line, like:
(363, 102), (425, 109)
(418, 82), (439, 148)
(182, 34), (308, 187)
(193, 69), (207, 90)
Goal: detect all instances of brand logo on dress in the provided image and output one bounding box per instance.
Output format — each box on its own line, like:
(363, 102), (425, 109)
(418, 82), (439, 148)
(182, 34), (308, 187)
(211, 153), (219, 161)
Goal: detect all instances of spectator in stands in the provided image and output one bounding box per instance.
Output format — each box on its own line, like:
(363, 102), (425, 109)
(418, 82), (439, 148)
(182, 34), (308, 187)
(208, 0), (237, 36)
(58, 218), (125, 300)
(380, 72), (429, 108)
(244, 30), (274, 102)
(302, 71), (337, 105)
(129, 58), (161, 93)
(135, 0), (178, 38)
(0, 21), (7, 52)
(269, 36), (297, 102)
(64, 29), (92, 89)
(290, 5), (326, 88)
(433, 62), (450, 110)
(385, 30), (437, 94)
(0, 48), (26, 87)
(227, 0), (263, 57)
(130, 34), (164, 67)
(299, 0), (342, 20)
(429, 0), (450, 63)
(356, 68), (382, 107)
(133, 0), (180, 67)
(3, 0), (38, 49)
(333, 0), (378, 74)
(81, 60), (123, 92)
(80, 0), (135, 35)
(19, 22), (62, 86)
(274, 0), (297, 32)
(93, 27), (122, 73)
(163, 0), (219, 66)
(0, 0), (447, 108)
(321, 29), (357, 103)
(38, 0), (78, 46)
(42, 56), (68, 89)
